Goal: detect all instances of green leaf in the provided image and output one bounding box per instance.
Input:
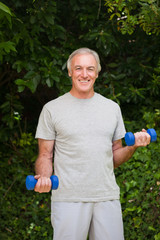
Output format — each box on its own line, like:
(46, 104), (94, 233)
(53, 76), (60, 82)
(148, 226), (156, 231)
(154, 232), (160, 240)
(46, 78), (52, 87)
(0, 41), (16, 53)
(17, 86), (25, 92)
(15, 73), (40, 93)
(30, 16), (36, 24)
(44, 15), (54, 25)
(0, 2), (12, 15)
(15, 79), (26, 86)
(107, 62), (118, 68)
(125, 206), (137, 212)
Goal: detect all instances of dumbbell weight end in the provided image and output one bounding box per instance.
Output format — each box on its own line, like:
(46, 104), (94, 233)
(147, 129), (157, 142)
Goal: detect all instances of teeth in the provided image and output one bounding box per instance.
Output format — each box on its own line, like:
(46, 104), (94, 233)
(79, 80), (89, 83)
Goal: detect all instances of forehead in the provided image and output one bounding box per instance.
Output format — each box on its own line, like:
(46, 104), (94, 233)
(71, 53), (97, 67)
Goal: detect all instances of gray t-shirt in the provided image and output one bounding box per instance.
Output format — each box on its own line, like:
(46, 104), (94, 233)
(35, 92), (126, 202)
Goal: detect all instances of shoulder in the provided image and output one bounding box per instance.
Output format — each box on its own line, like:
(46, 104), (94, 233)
(95, 93), (120, 109)
(44, 93), (70, 110)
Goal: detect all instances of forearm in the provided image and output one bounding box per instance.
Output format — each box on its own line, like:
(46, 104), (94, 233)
(113, 145), (137, 168)
(35, 154), (53, 177)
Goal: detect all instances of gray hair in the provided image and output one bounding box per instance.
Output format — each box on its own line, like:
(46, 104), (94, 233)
(67, 47), (101, 73)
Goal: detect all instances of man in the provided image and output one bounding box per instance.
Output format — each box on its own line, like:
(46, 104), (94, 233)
(34, 48), (150, 240)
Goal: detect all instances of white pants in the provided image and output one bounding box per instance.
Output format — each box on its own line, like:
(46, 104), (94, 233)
(51, 200), (124, 240)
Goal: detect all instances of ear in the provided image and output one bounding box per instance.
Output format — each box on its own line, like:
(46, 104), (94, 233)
(68, 70), (72, 77)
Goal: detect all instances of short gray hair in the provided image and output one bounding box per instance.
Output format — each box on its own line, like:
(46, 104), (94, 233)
(67, 47), (101, 73)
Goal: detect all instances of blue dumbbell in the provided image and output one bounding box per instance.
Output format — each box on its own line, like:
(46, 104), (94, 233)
(26, 175), (59, 190)
(125, 128), (157, 146)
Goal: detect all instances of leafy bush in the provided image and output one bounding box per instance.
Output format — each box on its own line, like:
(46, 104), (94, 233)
(0, 0), (160, 239)
(116, 111), (160, 240)
(0, 132), (53, 240)
(116, 139), (160, 240)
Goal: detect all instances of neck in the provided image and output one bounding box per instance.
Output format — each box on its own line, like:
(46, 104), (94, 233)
(70, 89), (94, 99)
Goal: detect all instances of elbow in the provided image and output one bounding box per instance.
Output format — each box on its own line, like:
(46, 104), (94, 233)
(113, 160), (119, 169)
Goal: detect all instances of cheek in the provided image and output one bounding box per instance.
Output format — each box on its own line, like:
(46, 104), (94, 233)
(90, 73), (98, 80)
(71, 73), (78, 79)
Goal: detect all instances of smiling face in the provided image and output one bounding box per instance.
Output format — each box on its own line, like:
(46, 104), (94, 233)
(68, 53), (99, 99)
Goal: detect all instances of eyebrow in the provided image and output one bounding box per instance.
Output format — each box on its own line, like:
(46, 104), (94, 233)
(74, 65), (81, 68)
(88, 66), (95, 69)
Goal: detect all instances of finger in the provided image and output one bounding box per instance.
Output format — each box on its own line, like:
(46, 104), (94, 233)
(141, 129), (151, 144)
(146, 133), (151, 144)
(141, 129), (147, 133)
(34, 174), (41, 180)
(46, 178), (52, 191)
(34, 177), (44, 192)
(34, 177), (41, 192)
(43, 178), (52, 192)
(134, 132), (142, 145)
(135, 132), (150, 146)
(41, 177), (48, 191)
(35, 177), (51, 193)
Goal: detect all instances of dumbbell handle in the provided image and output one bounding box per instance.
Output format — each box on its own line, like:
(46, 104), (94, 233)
(125, 128), (157, 146)
(26, 175), (59, 190)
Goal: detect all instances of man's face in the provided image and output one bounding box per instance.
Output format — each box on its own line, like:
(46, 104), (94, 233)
(68, 53), (98, 98)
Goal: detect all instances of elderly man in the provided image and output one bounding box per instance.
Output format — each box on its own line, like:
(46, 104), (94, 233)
(34, 48), (150, 240)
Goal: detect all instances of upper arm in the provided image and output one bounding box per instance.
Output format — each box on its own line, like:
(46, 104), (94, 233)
(38, 138), (55, 159)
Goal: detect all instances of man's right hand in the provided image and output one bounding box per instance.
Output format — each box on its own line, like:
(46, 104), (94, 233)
(34, 175), (52, 193)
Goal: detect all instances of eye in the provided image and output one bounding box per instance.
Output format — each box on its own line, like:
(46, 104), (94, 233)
(88, 67), (95, 71)
(75, 66), (81, 70)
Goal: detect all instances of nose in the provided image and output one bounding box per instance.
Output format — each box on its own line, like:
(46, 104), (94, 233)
(81, 69), (88, 78)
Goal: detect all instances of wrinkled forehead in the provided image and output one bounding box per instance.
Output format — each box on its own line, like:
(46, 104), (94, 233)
(71, 53), (98, 68)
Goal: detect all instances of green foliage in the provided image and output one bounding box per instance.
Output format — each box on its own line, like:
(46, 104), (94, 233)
(115, 139), (160, 239)
(116, 113), (160, 239)
(0, 2), (12, 15)
(105, 0), (160, 35)
(0, 0), (160, 239)
(0, 132), (53, 239)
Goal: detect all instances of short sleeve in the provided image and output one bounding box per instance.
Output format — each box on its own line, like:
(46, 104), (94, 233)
(35, 106), (56, 140)
(112, 105), (126, 141)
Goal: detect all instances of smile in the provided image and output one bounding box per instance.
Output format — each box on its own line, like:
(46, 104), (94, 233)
(78, 80), (90, 83)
